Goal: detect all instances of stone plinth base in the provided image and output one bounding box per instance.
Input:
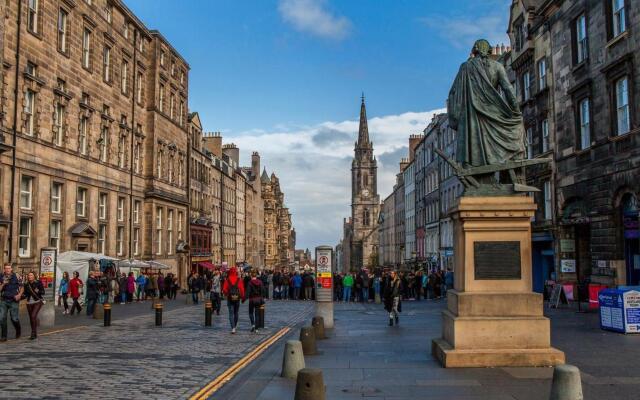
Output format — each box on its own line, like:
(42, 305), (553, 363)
(431, 196), (565, 368)
(432, 338), (565, 368)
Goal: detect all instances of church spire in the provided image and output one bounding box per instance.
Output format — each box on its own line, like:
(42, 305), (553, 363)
(357, 93), (370, 147)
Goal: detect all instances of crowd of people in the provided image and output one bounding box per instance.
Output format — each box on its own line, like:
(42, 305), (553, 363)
(332, 268), (453, 303)
(2, 258), (456, 340)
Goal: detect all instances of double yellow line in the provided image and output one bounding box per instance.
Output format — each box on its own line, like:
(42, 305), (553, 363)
(190, 326), (291, 400)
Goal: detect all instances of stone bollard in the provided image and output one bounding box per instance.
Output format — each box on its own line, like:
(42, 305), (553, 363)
(281, 340), (305, 379)
(299, 326), (318, 355)
(311, 316), (326, 340)
(294, 368), (326, 400)
(550, 364), (583, 400)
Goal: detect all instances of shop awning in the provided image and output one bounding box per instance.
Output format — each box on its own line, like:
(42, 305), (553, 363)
(198, 261), (216, 270)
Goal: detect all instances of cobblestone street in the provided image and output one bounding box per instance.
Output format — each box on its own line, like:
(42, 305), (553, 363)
(0, 299), (314, 399)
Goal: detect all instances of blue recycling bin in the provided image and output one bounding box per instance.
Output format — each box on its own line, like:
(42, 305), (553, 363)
(599, 289), (640, 333)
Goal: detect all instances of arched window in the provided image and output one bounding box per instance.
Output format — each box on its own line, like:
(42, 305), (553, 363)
(363, 208), (370, 226)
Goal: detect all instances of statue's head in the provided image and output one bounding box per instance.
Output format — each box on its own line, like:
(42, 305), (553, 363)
(471, 39), (492, 58)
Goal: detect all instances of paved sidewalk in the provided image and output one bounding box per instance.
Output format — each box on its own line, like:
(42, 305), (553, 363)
(223, 300), (640, 400)
(1, 299), (314, 399)
(3, 293), (196, 337)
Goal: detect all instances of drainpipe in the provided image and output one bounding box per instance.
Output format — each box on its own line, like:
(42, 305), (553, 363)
(8, 0), (24, 262)
(128, 29), (138, 259)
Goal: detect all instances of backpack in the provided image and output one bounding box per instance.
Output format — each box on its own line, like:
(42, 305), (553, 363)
(228, 279), (240, 301)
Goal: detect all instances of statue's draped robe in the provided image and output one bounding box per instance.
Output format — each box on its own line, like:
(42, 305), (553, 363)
(448, 57), (525, 167)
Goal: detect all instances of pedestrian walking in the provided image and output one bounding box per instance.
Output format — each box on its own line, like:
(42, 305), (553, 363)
(210, 270), (222, 315)
(246, 270), (264, 332)
(292, 272), (302, 300)
(0, 263), (23, 341)
(118, 273), (127, 304)
(126, 272), (135, 303)
(383, 270), (401, 326)
(85, 272), (99, 317)
(58, 271), (70, 314)
(361, 272), (370, 302)
(334, 273), (343, 301)
(23, 272), (45, 340)
(136, 273), (146, 301)
(342, 273), (354, 302)
(158, 272), (165, 299)
(69, 271), (84, 315)
(303, 272), (314, 300)
(222, 267), (245, 334)
(444, 268), (454, 297)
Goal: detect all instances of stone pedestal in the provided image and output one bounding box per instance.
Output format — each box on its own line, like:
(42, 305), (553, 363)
(432, 196), (565, 368)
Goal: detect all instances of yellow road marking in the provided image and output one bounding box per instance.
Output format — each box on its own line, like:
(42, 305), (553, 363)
(39, 325), (87, 336)
(190, 326), (291, 400)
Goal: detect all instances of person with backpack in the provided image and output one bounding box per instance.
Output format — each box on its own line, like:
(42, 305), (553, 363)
(222, 267), (245, 334)
(23, 272), (45, 340)
(246, 270), (264, 332)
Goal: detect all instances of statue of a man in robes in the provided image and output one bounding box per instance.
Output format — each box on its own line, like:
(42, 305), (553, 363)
(448, 39), (525, 168)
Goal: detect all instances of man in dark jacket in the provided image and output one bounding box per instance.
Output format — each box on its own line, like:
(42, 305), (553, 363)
(383, 271), (401, 326)
(302, 272), (314, 301)
(85, 272), (99, 317)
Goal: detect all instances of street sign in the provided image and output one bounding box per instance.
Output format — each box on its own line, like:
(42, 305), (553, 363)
(40, 247), (57, 300)
(315, 246), (333, 293)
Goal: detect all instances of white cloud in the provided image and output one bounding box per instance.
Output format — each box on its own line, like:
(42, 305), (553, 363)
(278, 0), (351, 40)
(229, 107), (445, 251)
(419, 14), (509, 50)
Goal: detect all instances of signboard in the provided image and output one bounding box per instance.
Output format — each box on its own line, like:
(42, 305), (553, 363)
(549, 284), (569, 308)
(315, 246), (333, 296)
(40, 248), (57, 295)
(474, 241), (521, 280)
(560, 259), (576, 273)
(624, 291), (640, 333)
(560, 239), (575, 253)
(599, 289), (626, 333)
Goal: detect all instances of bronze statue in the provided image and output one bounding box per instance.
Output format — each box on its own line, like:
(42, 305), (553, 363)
(438, 39), (549, 196)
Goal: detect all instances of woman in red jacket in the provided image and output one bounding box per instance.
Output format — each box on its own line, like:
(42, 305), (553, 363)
(69, 271), (83, 316)
(222, 267), (245, 334)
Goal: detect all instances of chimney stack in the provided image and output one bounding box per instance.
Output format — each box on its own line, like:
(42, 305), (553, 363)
(203, 131), (222, 158)
(408, 134), (423, 162)
(223, 143), (240, 166)
(251, 151), (260, 179)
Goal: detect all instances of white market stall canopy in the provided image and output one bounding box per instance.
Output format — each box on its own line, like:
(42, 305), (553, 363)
(146, 260), (171, 270)
(55, 251), (119, 288)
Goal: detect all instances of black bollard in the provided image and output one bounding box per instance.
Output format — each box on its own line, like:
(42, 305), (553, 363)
(205, 301), (212, 327)
(103, 303), (111, 327)
(155, 303), (163, 326)
(258, 304), (265, 329)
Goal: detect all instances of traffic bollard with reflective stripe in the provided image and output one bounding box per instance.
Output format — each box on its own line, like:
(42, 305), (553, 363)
(258, 304), (265, 329)
(155, 303), (163, 326)
(205, 301), (212, 327)
(103, 303), (111, 327)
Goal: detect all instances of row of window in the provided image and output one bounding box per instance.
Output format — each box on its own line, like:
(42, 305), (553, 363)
(576, 76), (629, 151)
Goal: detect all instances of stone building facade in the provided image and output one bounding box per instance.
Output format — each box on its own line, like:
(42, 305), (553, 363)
(261, 170), (293, 271)
(0, 0), (191, 281)
(507, 0), (557, 293)
(243, 152), (265, 269)
(548, 0), (640, 287)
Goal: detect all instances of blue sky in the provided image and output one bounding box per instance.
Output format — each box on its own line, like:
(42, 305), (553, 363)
(127, 0), (510, 251)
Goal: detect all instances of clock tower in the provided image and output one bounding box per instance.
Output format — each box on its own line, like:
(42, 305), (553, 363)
(350, 95), (380, 270)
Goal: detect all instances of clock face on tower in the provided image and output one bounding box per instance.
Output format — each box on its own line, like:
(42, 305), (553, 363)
(362, 189), (369, 198)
